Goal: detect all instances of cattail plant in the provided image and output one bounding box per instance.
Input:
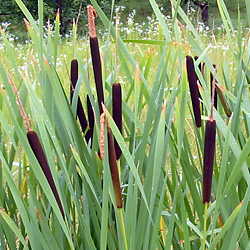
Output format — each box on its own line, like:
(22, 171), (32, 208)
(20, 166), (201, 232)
(203, 117), (216, 204)
(27, 131), (65, 218)
(112, 83), (122, 160)
(101, 105), (123, 208)
(186, 55), (202, 127)
(87, 5), (104, 114)
(203, 70), (217, 204)
(70, 59), (90, 142)
(7, 70), (65, 219)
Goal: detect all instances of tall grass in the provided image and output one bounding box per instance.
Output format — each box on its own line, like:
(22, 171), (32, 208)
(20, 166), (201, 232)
(0, 0), (250, 249)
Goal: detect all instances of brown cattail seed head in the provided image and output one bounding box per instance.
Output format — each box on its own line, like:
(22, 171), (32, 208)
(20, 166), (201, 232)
(70, 59), (89, 141)
(107, 119), (123, 208)
(112, 83), (122, 160)
(87, 95), (95, 144)
(27, 130), (65, 218)
(70, 59), (78, 103)
(203, 118), (216, 204)
(186, 55), (202, 128)
(87, 5), (104, 114)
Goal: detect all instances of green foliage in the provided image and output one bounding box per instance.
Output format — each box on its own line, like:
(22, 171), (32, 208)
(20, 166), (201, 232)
(0, 0), (114, 37)
(0, 0), (250, 249)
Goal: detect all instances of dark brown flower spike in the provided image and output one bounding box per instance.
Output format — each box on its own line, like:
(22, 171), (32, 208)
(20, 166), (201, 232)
(27, 131), (65, 218)
(203, 65), (217, 204)
(186, 55), (202, 127)
(203, 117), (216, 204)
(7, 70), (65, 219)
(87, 95), (95, 144)
(102, 104), (123, 208)
(87, 5), (104, 114)
(70, 59), (78, 102)
(112, 83), (122, 160)
(107, 118), (123, 208)
(70, 59), (89, 141)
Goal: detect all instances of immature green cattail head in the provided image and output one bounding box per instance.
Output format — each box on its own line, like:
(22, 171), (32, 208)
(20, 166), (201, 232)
(112, 83), (122, 160)
(27, 130), (65, 218)
(186, 55), (202, 127)
(203, 118), (216, 204)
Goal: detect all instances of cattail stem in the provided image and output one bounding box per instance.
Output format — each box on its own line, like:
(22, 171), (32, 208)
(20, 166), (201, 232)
(186, 55), (201, 127)
(210, 65), (217, 114)
(87, 5), (104, 114)
(112, 83), (122, 160)
(27, 131), (65, 219)
(7, 70), (31, 132)
(202, 203), (208, 250)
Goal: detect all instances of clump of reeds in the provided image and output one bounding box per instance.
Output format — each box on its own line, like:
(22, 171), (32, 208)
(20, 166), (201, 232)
(186, 55), (202, 127)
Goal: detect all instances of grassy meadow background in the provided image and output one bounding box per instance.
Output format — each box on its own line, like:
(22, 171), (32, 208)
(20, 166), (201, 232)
(1, 0), (250, 249)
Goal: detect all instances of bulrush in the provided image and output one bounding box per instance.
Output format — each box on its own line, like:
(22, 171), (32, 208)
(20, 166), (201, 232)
(70, 59), (90, 142)
(27, 131), (65, 218)
(203, 68), (217, 204)
(102, 104), (123, 208)
(186, 55), (202, 127)
(203, 117), (216, 204)
(7, 70), (65, 219)
(112, 83), (122, 160)
(107, 118), (123, 208)
(87, 5), (104, 114)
